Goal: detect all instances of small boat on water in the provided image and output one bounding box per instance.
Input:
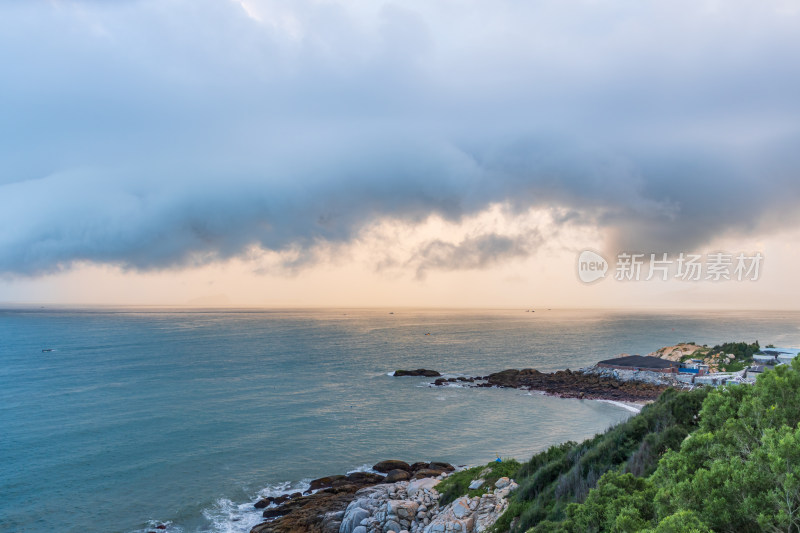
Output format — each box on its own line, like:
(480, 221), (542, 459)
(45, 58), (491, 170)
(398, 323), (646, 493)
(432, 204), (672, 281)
(41, 348), (53, 352)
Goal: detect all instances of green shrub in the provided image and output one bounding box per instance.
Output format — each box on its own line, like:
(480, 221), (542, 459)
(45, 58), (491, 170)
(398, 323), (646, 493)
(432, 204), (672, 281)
(437, 458), (522, 505)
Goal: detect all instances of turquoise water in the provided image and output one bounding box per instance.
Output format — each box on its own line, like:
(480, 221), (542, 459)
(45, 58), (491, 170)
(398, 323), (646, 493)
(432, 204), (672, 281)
(2, 308), (799, 532)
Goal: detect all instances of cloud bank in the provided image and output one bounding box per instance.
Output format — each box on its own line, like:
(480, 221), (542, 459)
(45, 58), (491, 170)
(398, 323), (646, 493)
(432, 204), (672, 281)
(2, 0), (800, 276)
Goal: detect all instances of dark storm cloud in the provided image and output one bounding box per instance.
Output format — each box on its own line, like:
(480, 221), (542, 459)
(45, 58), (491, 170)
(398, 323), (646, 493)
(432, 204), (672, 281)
(1, 0), (799, 275)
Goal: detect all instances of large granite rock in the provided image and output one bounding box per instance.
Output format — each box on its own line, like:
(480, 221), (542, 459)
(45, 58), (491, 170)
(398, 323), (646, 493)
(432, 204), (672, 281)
(406, 478), (440, 499)
(373, 460), (411, 473)
(385, 469), (411, 483)
(347, 472), (384, 484)
(310, 475), (349, 492)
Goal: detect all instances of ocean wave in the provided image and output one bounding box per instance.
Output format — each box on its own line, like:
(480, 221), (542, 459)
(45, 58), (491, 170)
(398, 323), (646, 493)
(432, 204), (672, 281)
(131, 520), (183, 533)
(198, 466), (389, 533)
(200, 497), (267, 533)
(200, 479), (313, 533)
(346, 464), (386, 476)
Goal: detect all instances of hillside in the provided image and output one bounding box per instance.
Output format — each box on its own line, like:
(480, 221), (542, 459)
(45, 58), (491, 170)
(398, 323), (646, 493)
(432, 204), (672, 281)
(478, 357), (800, 532)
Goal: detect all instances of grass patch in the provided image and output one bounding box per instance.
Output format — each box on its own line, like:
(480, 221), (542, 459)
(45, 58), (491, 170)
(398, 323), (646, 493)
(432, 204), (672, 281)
(679, 347), (708, 363)
(437, 458), (522, 505)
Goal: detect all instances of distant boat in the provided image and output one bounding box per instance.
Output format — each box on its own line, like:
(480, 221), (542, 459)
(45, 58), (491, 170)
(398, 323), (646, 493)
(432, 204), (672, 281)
(42, 348), (53, 352)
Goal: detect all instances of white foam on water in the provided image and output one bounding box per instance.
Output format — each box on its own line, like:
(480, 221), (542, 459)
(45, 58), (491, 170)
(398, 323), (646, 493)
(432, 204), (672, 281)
(202, 498), (264, 533)
(131, 519), (183, 533)
(198, 467), (392, 533)
(346, 464), (385, 476)
(200, 479), (313, 533)
(255, 479), (313, 500)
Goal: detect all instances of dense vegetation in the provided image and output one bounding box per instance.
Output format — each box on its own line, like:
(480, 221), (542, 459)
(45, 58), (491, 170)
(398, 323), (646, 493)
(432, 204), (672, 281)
(488, 359), (800, 532)
(487, 387), (709, 532)
(706, 341), (761, 372)
(677, 340), (761, 372)
(707, 340), (761, 359)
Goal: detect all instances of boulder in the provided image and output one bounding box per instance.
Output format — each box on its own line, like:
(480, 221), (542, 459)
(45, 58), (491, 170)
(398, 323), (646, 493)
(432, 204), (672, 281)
(406, 477), (440, 498)
(468, 479), (484, 490)
(384, 469), (411, 483)
(384, 519), (402, 532)
(254, 497), (273, 509)
(340, 506), (370, 533)
(387, 500), (418, 519)
(309, 475), (347, 492)
(347, 472), (384, 484)
(262, 507), (291, 519)
(452, 497), (471, 519)
(372, 460), (412, 473)
(412, 469), (444, 479)
(494, 477), (511, 489)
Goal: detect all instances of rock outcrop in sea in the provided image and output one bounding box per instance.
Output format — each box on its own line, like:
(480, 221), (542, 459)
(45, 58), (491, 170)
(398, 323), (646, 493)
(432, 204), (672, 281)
(393, 369), (442, 377)
(398, 367), (675, 402)
(481, 367), (671, 401)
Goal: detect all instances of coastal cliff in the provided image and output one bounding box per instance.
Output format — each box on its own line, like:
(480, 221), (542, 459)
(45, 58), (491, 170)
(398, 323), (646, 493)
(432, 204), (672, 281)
(247, 342), (796, 533)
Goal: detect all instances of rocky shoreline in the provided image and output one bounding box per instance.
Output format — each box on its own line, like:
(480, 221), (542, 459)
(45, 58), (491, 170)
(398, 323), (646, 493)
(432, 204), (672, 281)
(245, 459), (517, 533)
(248, 461), (448, 533)
(394, 366), (679, 402)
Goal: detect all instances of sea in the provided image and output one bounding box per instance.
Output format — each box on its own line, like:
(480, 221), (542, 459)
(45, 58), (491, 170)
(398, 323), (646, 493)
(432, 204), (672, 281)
(2, 308), (799, 533)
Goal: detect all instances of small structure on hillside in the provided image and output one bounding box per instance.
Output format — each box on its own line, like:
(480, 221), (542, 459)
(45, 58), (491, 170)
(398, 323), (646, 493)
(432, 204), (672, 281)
(597, 355), (680, 373)
(695, 373), (737, 386)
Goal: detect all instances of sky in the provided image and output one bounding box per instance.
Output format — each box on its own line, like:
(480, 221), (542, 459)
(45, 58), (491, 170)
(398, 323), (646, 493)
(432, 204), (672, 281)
(1, 0), (799, 308)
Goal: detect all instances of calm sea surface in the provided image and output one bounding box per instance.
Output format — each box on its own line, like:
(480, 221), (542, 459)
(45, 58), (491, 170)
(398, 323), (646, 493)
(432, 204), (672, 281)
(2, 308), (799, 532)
